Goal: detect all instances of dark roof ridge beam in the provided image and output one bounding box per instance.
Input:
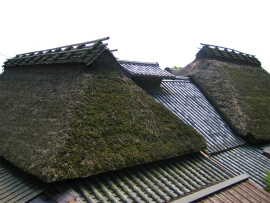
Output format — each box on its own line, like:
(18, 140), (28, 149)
(173, 174), (249, 203)
(81, 41), (103, 58)
(16, 37), (110, 57)
(10, 44), (108, 60)
(84, 47), (107, 65)
(214, 46), (226, 57)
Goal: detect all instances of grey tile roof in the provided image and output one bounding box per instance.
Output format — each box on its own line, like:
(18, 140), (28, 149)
(0, 157), (50, 203)
(212, 145), (270, 187)
(4, 37), (110, 67)
(118, 60), (175, 79)
(54, 153), (234, 203)
(144, 78), (245, 154)
(197, 44), (261, 66)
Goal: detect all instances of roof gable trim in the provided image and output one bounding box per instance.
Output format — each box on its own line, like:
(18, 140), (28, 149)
(174, 174), (249, 203)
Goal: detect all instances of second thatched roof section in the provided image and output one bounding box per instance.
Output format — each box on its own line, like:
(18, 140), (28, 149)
(0, 48), (206, 182)
(177, 57), (270, 143)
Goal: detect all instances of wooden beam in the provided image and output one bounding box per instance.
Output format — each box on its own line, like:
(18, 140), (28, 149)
(18, 37), (110, 56)
(11, 44), (108, 60)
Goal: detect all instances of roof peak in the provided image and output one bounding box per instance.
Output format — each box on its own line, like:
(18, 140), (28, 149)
(196, 44), (261, 67)
(4, 37), (111, 67)
(201, 43), (256, 57)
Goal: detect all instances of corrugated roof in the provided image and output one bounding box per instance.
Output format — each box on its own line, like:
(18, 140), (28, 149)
(212, 145), (270, 187)
(0, 157), (50, 203)
(4, 37), (110, 67)
(53, 153), (234, 203)
(144, 78), (245, 154)
(197, 44), (261, 66)
(118, 60), (175, 79)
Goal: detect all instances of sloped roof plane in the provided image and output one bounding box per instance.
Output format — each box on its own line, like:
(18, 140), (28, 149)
(145, 78), (245, 154)
(118, 60), (175, 79)
(176, 45), (270, 143)
(49, 153), (234, 203)
(212, 145), (270, 187)
(0, 157), (50, 203)
(0, 38), (207, 183)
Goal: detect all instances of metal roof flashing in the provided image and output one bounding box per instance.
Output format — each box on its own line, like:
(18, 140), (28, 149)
(173, 174), (249, 203)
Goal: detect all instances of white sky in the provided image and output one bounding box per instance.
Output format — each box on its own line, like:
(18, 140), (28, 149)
(1, 0), (269, 73)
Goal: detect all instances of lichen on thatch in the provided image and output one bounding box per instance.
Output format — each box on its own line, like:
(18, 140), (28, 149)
(177, 59), (270, 143)
(0, 63), (206, 182)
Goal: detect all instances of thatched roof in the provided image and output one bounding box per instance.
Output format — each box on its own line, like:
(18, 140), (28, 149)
(196, 44), (261, 67)
(175, 45), (270, 143)
(144, 78), (245, 154)
(0, 40), (206, 182)
(3, 37), (110, 68)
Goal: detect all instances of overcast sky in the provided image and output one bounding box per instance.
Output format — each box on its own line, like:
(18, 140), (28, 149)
(1, 0), (269, 73)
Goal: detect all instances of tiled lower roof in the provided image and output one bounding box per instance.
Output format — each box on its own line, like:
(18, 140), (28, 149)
(144, 78), (245, 154)
(54, 153), (234, 203)
(0, 157), (50, 203)
(212, 145), (270, 187)
(118, 60), (175, 79)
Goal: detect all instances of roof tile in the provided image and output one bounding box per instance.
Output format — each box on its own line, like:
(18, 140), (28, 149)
(0, 157), (50, 203)
(118, 60), (175, 79)
(54, 153), (234, 203)
(145, 78), (245, 154)
(212, 145), (270, 187)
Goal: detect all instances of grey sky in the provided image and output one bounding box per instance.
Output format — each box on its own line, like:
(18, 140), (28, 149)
(1, 0), (269, 73)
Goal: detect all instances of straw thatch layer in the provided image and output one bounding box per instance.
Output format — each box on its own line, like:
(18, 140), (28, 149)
(0, 64), (206, 182)
(178, 59), (270, 143)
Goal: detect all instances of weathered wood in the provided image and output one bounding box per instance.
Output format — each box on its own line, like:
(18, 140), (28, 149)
(10, 44), (108, 60)
(201, 43), (255, 57)
(18, 37), (109, 56)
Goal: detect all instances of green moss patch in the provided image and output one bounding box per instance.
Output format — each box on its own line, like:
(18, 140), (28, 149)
(179, 60), (270, 143)
(0, 66), (206, 182)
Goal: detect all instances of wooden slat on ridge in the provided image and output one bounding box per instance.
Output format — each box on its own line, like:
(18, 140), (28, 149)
(4, 37), (110, 67)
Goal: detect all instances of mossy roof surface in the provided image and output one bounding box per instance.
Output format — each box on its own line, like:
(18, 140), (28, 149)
(0, 65), (206, 182)
(178, 59), (270, 143)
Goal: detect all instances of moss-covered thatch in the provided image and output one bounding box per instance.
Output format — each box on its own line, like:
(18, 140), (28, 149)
(0, 61), (206, 182)
(177, 59), (270, 143)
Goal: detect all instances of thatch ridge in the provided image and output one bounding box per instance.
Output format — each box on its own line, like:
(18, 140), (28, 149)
(177, 59), (270, 143)
(0, 62), (206, 182)
(196, 44), (261, 67)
